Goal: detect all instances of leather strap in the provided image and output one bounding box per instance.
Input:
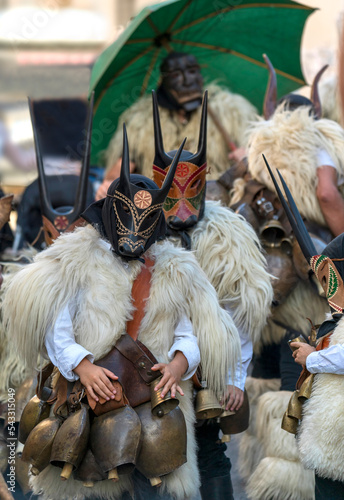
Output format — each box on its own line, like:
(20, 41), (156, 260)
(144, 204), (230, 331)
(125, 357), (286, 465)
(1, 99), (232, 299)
(115, 334), (160, 384)
(126, 257), (155, 341)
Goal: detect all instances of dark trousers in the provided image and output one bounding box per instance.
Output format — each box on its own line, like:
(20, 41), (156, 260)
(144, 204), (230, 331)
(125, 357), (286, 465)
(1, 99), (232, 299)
(315, 474), (344, 500)
(196, 419), (234, 500)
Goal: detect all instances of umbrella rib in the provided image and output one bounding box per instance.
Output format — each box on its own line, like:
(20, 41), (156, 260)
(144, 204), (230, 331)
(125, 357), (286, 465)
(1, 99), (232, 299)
(172, 3), (314, 36)
(174, 39), (305, 85)
(167, 0), (194, 32)
(147, 16), (161, 35)
(141, 47), (161, 95)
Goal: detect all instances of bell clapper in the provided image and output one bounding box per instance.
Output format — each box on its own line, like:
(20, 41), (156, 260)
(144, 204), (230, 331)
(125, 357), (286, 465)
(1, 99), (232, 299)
(221, 434), (231, 443)
(31, 467), (40, 476)
(83, 481), (95, 488)
(108, 468), (119, 482)
(60, 462), (73, 480)
(150, 477), (162, 487)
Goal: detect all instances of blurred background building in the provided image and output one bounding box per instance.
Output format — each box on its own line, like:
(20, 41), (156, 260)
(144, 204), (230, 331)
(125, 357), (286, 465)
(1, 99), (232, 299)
(0, 0), (344, 192)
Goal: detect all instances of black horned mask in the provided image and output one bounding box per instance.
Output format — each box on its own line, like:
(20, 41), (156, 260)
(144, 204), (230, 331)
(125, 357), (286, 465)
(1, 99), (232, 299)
(152, 90), (207, 233)
(262, 53), (328, 120)
(28, 93), (94, 246)
(100, 124), (185, 260)
(263, 154), (344, 316)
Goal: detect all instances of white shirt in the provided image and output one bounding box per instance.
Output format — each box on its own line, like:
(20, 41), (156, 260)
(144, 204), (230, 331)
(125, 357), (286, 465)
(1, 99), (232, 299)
(306, 344), (344, 374)
(45, 299), (200, 383)
(316, 148), (344, 186)
(224, 304), (252, 391)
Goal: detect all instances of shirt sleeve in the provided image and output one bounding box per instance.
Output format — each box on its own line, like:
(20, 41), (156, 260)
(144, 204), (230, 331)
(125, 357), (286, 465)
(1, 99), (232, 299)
(223, 304), (253, 390)
(44, 301), (94, 382)
(168, 315), (200, 381)
(306, 344), (344, 374)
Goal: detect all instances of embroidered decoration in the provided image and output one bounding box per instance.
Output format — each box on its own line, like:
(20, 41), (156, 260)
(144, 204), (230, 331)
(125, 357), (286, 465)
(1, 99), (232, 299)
(134, 190), (152, 209)
(54, 215), (69, 231)
(311, 254), (344, 313)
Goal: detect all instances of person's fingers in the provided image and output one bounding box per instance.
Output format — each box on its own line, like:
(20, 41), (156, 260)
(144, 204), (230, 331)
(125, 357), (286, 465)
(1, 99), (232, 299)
(102, 368), (118, 380)
(175, 384), (184, 397)
(86, 386), (99, 402)
(225, 391), (235, 411)
(98, 376), (116, 398)
(161, 378), (175, 399)
(151, 363), (164, 372)
(154, 372), (169, 391)
(232, 392), (244, 411)
(93, 383), (111, 401)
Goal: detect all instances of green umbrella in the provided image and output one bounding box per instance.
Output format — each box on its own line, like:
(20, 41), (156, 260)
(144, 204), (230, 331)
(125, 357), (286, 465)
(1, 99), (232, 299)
(89, 0), (314, 165)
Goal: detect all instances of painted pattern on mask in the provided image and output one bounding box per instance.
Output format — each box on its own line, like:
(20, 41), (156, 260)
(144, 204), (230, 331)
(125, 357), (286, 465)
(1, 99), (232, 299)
(111, 190), (162, 252)
(311, 254), (344, 313)
(153, 161), (207, 221)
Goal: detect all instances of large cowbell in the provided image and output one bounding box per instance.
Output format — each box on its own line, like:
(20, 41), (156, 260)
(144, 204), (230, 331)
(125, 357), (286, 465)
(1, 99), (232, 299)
(152, 90), (207, 230)
(28, 93), (94, 246)
(112, 124), (186, 258)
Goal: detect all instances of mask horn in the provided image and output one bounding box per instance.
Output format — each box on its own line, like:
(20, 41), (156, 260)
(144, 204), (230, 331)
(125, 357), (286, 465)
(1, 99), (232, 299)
(310, 64), (328, 119)
(262, 154), (316, 263)
(192, 90), (208, 165)
(152, 90), (173, 167)
(263, 54), (277, 119)
(73, 91), (94, 217)
(28, 97), (53, 217)
(118, 123), (130, 191)
(160, 138), (186, 199)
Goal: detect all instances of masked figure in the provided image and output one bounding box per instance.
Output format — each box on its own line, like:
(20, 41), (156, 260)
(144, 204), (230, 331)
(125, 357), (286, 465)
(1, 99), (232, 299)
(2, 125), (240, 500)
(151, 89), (273, 500)
(265, 160), (344, 500)
(98, 50), (257, 201)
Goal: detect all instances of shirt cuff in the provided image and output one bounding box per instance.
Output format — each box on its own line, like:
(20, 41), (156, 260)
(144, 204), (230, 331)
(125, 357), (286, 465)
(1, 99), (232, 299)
(305, 350), (321, 373)
(168, 339), (200, 381)
(58, 345), (94, 382)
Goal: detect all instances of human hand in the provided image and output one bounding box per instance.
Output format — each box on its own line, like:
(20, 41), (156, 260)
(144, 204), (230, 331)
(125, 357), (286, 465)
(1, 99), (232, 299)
(290, 343), (316, 365)
(221, 385), (244, 412)
(228, 147), (247, 163)
(151, 351), (188, 398)
(73, 358), (118, 402)
(95, 180), (112, 201)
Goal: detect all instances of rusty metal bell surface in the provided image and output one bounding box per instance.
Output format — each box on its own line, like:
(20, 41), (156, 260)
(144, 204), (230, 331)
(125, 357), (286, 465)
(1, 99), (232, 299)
(281, 410), (298, 435)
(150, 378), (179, 417)
(0, 433), (7, 473)
(135, 402), (187, 481)
(298, 374), (315, 402)
(287, 390), (303, 420)
(22, 416), (61, 475)
(73, 447), (107, 484)
(90, 405), (141, 480)
(288, 335), (308, 353)
(195, 389), (223, 420)
(265, 247), (299, 306)
(50, 405), (90, 480)
(219, 389), (250, 439)
(18, 395), (51, 444)
(15, 455), (31, 495)
(14, 377), (37, 423)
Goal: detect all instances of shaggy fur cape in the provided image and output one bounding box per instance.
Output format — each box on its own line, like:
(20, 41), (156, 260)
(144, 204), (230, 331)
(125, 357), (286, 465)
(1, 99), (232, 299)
(2, 224), (240, 500)
(297, 316), (344, 482)
(105, 84), (257, 181)
(239, 105), (344, 227)
(179, 201), (273, 345)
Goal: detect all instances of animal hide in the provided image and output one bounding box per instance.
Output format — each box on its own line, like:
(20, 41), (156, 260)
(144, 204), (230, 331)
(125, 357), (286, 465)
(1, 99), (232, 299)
(188, 201), (273, 345)
(297, 316), (344, 481)
(2, 224), (240, 500)
(105, 84), (257, 180)
(245, 105), (344, 227)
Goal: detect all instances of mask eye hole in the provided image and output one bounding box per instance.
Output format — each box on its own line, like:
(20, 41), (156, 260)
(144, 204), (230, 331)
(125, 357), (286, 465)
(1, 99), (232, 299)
(146, 210), (159, 220)
(322, 276), (327, 287)
(190, 179), (201, 190)
(121, 202), (130, 214)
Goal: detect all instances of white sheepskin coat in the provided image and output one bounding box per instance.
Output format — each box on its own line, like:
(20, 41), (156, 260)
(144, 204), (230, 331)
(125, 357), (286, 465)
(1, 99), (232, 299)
(2, 224), (240, 500)
(243, 105), (344, 227)
(297, 316), (344, 482)
(176, 201), (273, 345)
(105, 84), (258, 181)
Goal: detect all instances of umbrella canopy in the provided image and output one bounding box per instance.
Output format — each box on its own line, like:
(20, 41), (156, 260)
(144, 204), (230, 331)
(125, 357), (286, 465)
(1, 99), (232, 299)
(89, 0), (314, 165)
